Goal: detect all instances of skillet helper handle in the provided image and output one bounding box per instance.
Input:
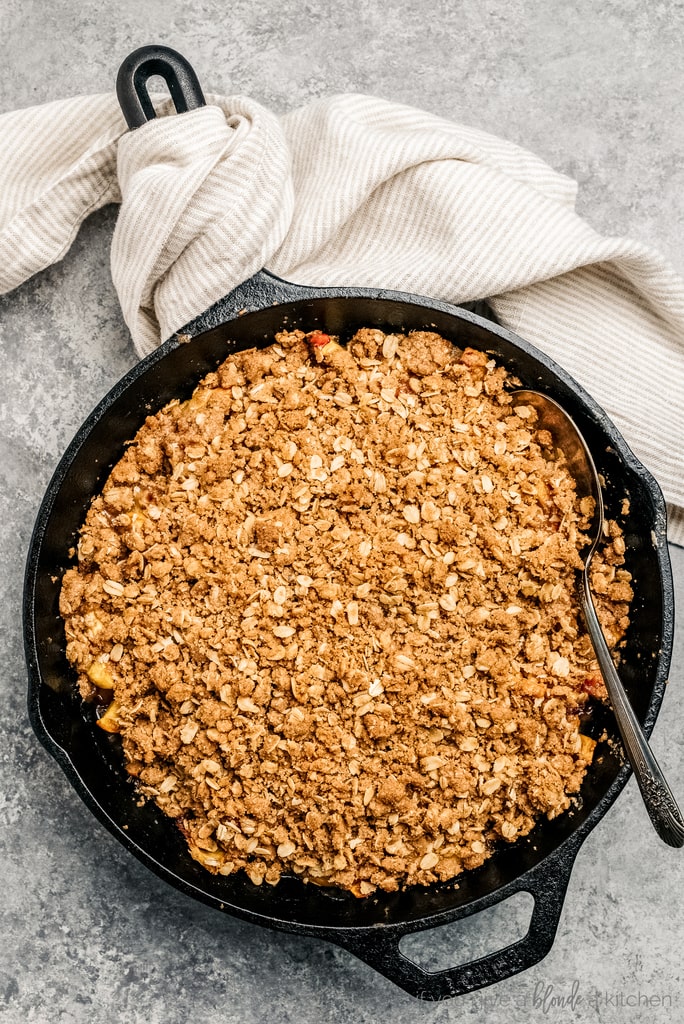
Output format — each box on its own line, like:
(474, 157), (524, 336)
(116, 44), (206, 129)
(331, 846), (575, 1001)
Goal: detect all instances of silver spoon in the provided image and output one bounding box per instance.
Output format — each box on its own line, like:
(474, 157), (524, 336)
(512, 389), (684, 848)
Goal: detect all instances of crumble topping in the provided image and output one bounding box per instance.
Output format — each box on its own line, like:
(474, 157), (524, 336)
(60, 327), (632, 895)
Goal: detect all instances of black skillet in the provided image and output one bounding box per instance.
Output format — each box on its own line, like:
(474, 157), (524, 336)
(23, 46), (675, 1001)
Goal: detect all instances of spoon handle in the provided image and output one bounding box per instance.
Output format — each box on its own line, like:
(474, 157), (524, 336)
(580, 574), (684, 848)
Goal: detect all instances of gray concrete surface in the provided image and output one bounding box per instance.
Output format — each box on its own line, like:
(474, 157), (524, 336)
(1, 2), (683, 1021)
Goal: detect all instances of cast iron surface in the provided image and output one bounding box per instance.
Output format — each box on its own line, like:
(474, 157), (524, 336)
(24, 269), (675, 1001)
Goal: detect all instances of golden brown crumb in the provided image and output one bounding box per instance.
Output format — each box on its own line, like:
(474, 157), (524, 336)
(60, 328), (631, 895)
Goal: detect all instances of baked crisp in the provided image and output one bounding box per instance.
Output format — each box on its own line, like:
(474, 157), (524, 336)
(60, 328), (632, 895)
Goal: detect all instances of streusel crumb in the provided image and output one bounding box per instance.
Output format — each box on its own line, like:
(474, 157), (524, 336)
(60, 328), (632, 894)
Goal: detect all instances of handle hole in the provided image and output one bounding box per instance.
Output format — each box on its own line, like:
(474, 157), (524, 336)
(132, 74), (167, 120)
(144, 74), (168, 96)
(399, 891), (534, 973)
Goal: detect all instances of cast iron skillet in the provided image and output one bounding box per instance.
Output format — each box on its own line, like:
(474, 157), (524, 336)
(24, 46), (675, 1001)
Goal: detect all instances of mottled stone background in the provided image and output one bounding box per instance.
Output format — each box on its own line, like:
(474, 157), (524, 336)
(1, 2), (683, 1022)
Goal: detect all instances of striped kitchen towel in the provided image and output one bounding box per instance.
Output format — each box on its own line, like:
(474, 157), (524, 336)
(0, 90), (683, 541)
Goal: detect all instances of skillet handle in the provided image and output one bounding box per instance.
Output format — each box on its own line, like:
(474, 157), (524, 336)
(330, 844), (576, 1001)
(116, 45), (206, 129)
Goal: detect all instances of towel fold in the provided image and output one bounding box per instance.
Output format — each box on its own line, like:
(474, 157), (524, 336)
(1, 89), (682, 541)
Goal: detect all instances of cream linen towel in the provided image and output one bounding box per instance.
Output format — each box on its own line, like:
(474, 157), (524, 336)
(1, 91), (683, 542)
